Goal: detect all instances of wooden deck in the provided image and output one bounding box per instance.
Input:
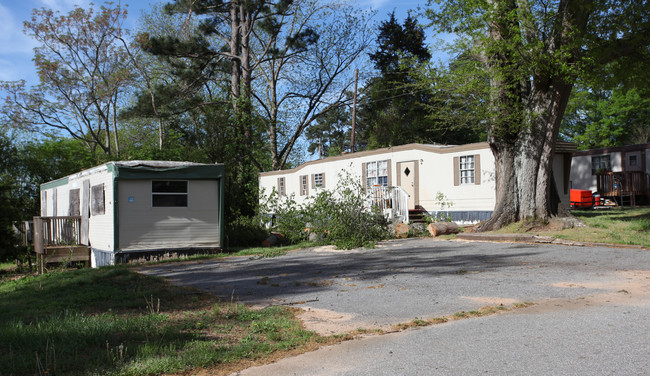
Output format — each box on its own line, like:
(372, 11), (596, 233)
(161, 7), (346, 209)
(596, 171), (650, 197)
(33, 216), (90, 273)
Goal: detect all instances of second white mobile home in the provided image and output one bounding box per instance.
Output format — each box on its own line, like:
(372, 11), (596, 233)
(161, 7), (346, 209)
(259, 142), (576, 223)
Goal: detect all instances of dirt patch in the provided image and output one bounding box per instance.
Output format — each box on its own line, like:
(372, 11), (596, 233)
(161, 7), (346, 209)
(310, 245), (365, 253)
(521, 270), (650, 315)
(297, 307), (382, 335)
(461, 296), (521, 306)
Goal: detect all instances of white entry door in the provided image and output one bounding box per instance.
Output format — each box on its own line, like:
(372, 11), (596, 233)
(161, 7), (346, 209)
(399, 161), (417, 210)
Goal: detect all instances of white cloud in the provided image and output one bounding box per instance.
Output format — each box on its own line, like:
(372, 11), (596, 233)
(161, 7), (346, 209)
(352, 0), (391, 10)
(367, 0), (391, 9)
(0, 4), (38, 55)
(39, 0), (92, 12)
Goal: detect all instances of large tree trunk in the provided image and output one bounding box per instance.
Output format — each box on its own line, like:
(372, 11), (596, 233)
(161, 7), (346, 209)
(479, 80), (574, 231)
(476, 0), (589, 231)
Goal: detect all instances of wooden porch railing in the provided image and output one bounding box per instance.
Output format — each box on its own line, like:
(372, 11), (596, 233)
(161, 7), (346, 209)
(596, 171), (649, 197)
(33, 216), (90, 273)
(367, 186), (410, 224)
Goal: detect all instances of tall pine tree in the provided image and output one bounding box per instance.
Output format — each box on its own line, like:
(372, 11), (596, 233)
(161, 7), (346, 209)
(359, 12), (433, 148)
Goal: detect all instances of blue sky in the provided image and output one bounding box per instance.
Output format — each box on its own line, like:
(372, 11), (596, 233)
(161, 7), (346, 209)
(0, 0), (430, 85)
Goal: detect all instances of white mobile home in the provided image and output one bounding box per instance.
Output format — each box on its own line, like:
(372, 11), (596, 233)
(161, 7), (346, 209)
(259, 142), (576, 223)
(569, 143), (650, 202)
(40, 161), (225, 267)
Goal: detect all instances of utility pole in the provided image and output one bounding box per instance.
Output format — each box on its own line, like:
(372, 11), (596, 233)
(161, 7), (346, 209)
(350, 68), (358, 153)
(318, 137), (323, 159)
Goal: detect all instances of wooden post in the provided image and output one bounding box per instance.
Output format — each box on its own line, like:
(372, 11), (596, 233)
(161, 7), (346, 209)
(33, 216), (44, 274)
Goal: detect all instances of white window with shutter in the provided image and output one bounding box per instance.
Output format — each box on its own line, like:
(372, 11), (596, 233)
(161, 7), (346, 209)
(366, 160), (389, 187)
(313, 173), (324, 188)
(300, 175), (309, 196)
(277, 177), (285, 196)
(459, 155), (475, 185)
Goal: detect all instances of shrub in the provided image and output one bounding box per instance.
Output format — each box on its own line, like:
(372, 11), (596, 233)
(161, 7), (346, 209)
(305, 173), (388, 249)
(260, 172), (389, 249)
(258, 189), (309, 244)
(224, 215), (269, 248)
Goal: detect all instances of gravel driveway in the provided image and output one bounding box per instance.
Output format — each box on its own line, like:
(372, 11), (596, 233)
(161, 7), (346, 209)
(140, 238), (650, 375)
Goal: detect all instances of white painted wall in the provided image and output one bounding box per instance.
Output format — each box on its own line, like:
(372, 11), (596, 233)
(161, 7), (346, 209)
(570, 151), (626, 192)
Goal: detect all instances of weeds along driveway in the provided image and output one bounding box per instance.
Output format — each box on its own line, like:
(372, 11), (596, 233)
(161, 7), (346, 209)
(140, 238), (650, 334)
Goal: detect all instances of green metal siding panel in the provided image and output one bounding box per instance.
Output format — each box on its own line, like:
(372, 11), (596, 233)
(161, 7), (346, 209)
(40, 177), (70, 190)
(113, 164), (225, 180)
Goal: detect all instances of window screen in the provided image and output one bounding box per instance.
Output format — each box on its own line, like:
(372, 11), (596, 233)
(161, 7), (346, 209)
(300, 175), (308, 196)
(278, 177), (285, 196)
(152, 181), (188, 207)
(591, 155), (611, 174)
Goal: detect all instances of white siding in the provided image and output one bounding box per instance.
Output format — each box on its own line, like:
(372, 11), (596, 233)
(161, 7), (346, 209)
(259, 144), (498, 214)
(118, 180), (220, 250)
(83, 170), (115, 258)
(433, 148), (496, 211)
(569, 154), (595, 191)
(68, 167), (115, 267)
(40, 165), (115, 267)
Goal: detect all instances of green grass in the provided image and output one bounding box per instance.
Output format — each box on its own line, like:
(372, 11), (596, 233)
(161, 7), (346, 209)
(0, 266), (325, 375)
(558, 207), (650, 247)
(496, 207), (650, 248)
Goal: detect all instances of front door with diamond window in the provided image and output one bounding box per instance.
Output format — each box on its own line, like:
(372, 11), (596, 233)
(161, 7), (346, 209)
(400, 161), (416, 210)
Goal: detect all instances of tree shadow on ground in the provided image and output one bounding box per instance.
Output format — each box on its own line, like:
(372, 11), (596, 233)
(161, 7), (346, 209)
(144, 240), (542, 304)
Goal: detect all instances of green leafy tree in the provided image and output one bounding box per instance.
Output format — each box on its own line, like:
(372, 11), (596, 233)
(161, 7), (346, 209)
(427, 0), (650, 230)
(1, 4), (133, 156)
(561, 85), (650, 149)
(142, 0), (296, 167)
(305, 98), (353, 158)
(131, 1), (275, 218)
(0, 131), (21, 260)
(11, 138), (96, 219)
(561, 86), (650, 149)
(359, 12), (434, 148)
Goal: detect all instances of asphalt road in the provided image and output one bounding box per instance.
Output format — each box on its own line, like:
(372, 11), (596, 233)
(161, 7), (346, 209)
(141, 238), (650, 375)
